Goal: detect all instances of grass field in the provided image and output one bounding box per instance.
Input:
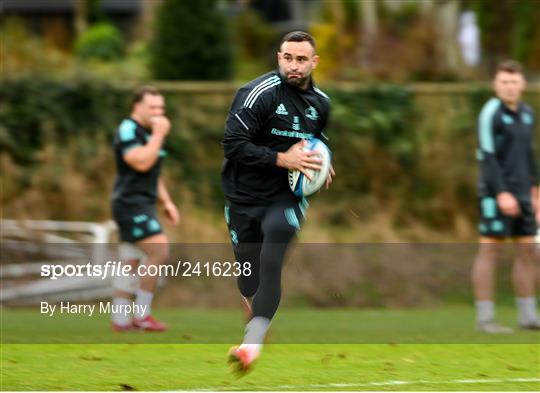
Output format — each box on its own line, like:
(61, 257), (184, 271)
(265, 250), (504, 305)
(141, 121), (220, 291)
(1, 306), (539, 391)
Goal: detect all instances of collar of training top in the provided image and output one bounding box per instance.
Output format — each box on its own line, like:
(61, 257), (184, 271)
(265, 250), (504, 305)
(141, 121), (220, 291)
(499, 99), (526, 115)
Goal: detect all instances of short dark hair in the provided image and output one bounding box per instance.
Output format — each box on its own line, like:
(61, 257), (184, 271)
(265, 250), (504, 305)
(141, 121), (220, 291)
(280, 31), (316, 51)
(496, 60), (523, 74)
(131, 85), (161, 109)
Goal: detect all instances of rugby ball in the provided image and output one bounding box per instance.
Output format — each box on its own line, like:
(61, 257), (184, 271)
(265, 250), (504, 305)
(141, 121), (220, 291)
(288, 138), (331, 197)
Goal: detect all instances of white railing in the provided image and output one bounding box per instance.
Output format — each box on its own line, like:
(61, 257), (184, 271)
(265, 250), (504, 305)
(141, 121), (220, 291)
(1, 219), (118, 303)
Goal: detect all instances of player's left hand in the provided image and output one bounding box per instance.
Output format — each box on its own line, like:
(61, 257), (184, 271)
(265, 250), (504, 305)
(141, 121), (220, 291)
(163, 201), (180, 226)
(325, 165), (335, 189)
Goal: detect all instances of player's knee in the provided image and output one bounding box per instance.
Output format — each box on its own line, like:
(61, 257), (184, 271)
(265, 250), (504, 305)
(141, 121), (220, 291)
(238, 276), (259, 298)
(143, 244), (169, 265)
(478, 242), (503, 260)
(139, 234), (169, 261)
(115, 243), (143, 294)
(119, 242), (145, 261)
(155, 245), (170, 264)
(113, 272), (139, 294)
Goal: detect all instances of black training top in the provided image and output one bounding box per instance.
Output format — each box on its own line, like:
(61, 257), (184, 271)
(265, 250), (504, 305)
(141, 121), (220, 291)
(111, 118), (165, 215)
(222, 70), (331, 205)
(476, 97), (538, 199)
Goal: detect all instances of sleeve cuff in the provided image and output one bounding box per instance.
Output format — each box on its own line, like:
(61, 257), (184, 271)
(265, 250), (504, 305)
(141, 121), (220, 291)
(266, 150), (278, 167)
(494, 184), (508, 195)
(122, 143), (143, 156)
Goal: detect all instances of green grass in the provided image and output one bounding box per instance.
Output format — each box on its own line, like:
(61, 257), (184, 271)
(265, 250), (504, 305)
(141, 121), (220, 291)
(2, 306), (539, 343)
(1, 307), (539, 391)
(1, 344), (538, 391)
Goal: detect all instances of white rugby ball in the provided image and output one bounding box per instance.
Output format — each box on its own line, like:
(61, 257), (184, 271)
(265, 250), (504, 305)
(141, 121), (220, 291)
(288, 138), (331, 197)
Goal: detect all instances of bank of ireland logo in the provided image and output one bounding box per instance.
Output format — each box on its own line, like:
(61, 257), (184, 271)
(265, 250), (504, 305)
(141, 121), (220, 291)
(276, 103), (288, 115)
(305, 106), (319, 121)
(292, 116), (301, 131)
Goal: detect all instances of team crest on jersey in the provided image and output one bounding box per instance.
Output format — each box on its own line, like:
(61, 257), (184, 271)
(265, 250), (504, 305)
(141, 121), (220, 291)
(305, 106), (319, 121)
(502, 114), (514, 124)
(522, 112), (533, 125)
(276, 103), (289, 115)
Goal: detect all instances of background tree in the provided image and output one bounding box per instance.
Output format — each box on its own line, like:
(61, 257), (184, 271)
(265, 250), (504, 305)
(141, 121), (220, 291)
(149, 0), (233, 80)
(471, 0), (540, 73)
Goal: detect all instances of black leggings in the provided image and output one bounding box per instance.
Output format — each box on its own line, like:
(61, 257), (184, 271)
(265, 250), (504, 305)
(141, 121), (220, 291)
(225, 200), (305, 319)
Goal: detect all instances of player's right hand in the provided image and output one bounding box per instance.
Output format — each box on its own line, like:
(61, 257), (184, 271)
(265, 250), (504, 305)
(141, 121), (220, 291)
(150, 116), (171, 137)
(497, 192), (521, 217)
(277, 140), (322, 180)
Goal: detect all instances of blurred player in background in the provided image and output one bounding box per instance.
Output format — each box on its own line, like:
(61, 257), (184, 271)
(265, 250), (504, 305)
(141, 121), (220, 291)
(222, 31), (333, 373)
(473, 60), (539, 333)
(110, 86), (180, 331)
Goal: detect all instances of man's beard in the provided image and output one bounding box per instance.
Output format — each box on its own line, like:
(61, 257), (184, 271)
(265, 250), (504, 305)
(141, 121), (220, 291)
(284, 73), (309, 88)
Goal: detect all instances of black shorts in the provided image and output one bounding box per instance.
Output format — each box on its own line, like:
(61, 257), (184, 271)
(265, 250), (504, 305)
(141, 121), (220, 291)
(478, 196), (537, 237)
(113, 205), (163, 243)
(224, 199), (308, 246)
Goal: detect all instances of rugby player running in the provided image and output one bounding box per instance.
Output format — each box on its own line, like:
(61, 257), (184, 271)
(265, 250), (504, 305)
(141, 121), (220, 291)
(222, 31), (334, 372)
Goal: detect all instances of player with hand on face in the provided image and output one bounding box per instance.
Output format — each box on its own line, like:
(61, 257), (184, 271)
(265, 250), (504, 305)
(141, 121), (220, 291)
(222, 31), (334, 373)
(111, 86), (180, 332)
